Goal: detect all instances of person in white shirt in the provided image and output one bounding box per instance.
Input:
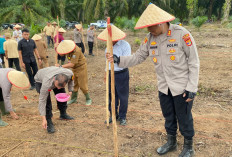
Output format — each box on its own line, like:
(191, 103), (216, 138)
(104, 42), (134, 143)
(13, 24), (23, 42)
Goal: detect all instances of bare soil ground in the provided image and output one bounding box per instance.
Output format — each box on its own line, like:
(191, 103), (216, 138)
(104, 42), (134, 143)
(1, 24), (232, 157)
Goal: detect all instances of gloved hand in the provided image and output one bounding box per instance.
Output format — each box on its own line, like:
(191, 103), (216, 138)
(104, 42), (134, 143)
(113, 54), (120, 64)
(183, 90), (196, 102)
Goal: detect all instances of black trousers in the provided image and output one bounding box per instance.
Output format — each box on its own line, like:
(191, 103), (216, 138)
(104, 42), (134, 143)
(8, 58), (21, 71)
(57, 54), (66, 62)
(76, 42), (85, 54)
(35, 83), (67, 120)
(0, 54), (5, 65)
(24, 61), (38, 87)
(109, 69), (129, 119)
(88, 42), (93, 55)
(0, 88), (4, 101)
(159, 89), (194, 139)
(47, 36), (53, 46)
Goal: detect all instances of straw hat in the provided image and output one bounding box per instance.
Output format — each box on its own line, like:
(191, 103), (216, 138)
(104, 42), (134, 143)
(15, 24), (21, 29)
(5, 33), (11, 38)
(58, 28), (66, 33)
(52, 21), (57, 25)
(134, 3), (175, 29)
(97, 25), (126, 42)
(75, 24), (82, 30)
(32, 34), (42, 40)
(56, 40), (76, 55)
(7, 70), (30, 89)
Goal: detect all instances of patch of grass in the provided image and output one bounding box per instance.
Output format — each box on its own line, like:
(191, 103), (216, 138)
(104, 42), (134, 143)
(134, 84), (155, 93)
(134, 38), (141, 46)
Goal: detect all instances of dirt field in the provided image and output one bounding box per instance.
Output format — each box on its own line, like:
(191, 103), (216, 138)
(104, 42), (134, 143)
(1, 24), (232, 157)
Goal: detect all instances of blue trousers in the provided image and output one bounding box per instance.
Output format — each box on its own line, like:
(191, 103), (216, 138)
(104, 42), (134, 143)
(109, 69), (129, 119)
(159, 89), (194, 139)
(47, 36), (53, 46)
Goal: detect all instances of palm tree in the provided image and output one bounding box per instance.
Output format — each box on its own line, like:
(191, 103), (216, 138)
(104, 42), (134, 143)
(222, 0), (232, 23)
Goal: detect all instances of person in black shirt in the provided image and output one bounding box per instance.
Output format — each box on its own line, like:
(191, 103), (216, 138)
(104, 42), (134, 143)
(18, 29), (41, 90)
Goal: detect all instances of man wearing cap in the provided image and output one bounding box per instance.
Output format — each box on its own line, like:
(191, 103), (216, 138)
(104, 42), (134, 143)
(52, 21), (59, 39)
(4, 33), (21, 71)
(74, 24), (85, 54)
(13, 24), (23, 42)
(32, 34), (49, 69)
(18, 28), (42, 90)
(107, 3), (199, 157)
(0, 68), (30, 122)
(43, 22), (54, 47)
(54, 28), (66, 65)
(0, 35), (6, 68)
(55, 40), (92, 106)
(87, 25), (95, 56)
(34, 66), (74, 133)
(98, 25), (131, 126)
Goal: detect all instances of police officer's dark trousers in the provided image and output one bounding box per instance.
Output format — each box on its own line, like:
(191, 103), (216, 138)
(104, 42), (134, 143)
(88, 41), (93, 55)
(109, 69), (129, 120)
(159, 89), (194, 139)
(35, 83), (67, 120)
(76, 42), (85, 54)
(25, 61), (38, 87)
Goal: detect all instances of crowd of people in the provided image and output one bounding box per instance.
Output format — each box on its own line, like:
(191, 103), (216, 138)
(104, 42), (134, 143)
(0, 3), (199, 157)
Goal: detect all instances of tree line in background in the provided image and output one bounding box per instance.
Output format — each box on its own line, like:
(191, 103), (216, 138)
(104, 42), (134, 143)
(0, 0), (231, 28)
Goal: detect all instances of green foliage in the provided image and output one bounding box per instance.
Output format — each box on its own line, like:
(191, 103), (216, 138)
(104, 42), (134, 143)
(134, 38), (141, 46)
(59, 19), (66, 28)
(227, 22), (232, 28)
(191, 16), (208, 30)
(211, 15), (217, 22)
(114, 16), (139, 34)
(29, 24), (44, 37)
(229, 16), (232, 21)
(170, 18), (180, 24)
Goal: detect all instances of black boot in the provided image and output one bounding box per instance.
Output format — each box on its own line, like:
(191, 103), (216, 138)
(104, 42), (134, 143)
(179, 138), (194, 157)
(157, 134), (177, 155)
(47, 119), (55, 134)
(60, 110), (74, 120)
(104, 113), (119, 124)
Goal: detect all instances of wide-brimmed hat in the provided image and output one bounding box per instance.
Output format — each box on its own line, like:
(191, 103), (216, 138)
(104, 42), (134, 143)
(97, 24), (126, 42)
(52, 21), (57, 25)
(56, 40), (76, 55)
(32, 34), (42, 40)
(58, 28), (66, 33)
(5, 33), (11, 38)
(7, 70), (30, 89)
(75, 24), (82, 30)
(15, 24), (21, 29)
(134, 3), (175, 29)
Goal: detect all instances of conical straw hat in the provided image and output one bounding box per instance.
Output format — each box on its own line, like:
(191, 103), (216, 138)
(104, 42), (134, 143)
(58, 27), (66, 33)
(32, 34), (42, 40)
(134, 3), (175, 29)
(7, 70), (30, 89)
(52, 21), (57, 25)
(56, 40), (76, 55)
(75, 24), (82, 30)
(97, 25), (126, 42)
(15, 24), (21, 29)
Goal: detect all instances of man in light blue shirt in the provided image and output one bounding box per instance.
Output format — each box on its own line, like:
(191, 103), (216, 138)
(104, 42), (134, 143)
(105, 40), (131, 125)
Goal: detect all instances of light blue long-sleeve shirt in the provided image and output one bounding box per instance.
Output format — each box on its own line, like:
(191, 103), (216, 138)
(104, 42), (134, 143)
(105, 40), (131, 71)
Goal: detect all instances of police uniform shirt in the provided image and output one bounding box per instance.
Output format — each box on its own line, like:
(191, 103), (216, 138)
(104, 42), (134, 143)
(43, 26), (54, 36)
(34, 40), (47, 58)
(18, 38), (37, 63)
(53, 26), (59, 37)
(119, 24), (199, 96)
(34, 66), (74, 116)
(87, 28), (94, 42)
(3, 39), (19, 58)
(73, 28), (82, 44)
(13, 30), (23, 42)
(0, 68), (15, 112)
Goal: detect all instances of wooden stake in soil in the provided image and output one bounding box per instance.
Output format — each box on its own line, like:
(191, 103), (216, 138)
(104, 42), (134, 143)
(55, 16), (60, 65)
(107, 17), (119, 157)
(20, 90), (30, 103)
(80, 22), (86, 55)
(95, 32), (99, 56)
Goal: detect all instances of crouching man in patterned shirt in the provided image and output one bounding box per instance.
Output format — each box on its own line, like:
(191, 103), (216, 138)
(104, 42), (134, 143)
(34, 66), (75, 134)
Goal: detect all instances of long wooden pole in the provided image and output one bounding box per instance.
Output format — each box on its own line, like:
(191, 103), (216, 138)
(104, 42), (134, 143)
(106, 31), (110, 128)
(107, 17), (118, 157)
(55, 16), (60, 64)
(95, 31), (99, 56)
(80, 22), (86, 54)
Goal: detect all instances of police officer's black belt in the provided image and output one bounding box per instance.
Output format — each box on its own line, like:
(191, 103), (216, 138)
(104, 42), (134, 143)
(110, 68), (128, 74)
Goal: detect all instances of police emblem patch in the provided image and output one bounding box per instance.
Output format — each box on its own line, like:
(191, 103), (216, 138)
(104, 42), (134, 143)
(153, 57), (157, 63)
(144, 37), (148, 44)
(169, 39), (176, 43)
(185, 38), (192, 46)
(152, 50), (155, 55)
(151, 41), (157, 45)
(167, 30), (171, 36)
(169, 48), (176, 53)
(170, 55), (176, 61)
